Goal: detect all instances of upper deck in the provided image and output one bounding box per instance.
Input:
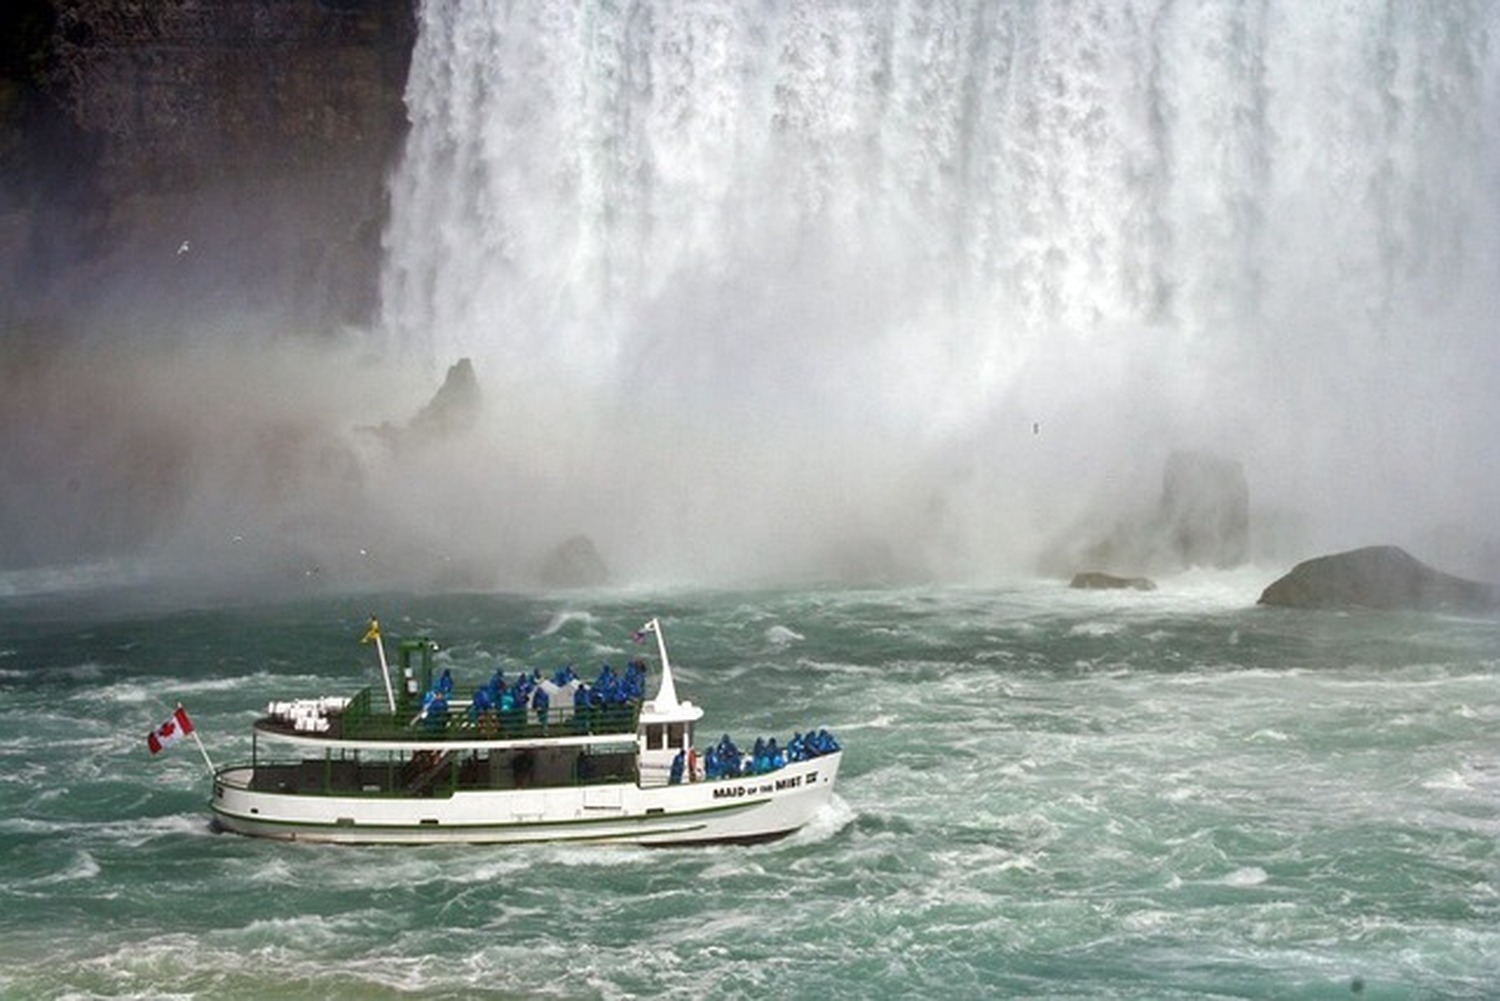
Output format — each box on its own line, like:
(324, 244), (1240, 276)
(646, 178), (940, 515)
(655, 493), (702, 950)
(254, 685), (643, 751)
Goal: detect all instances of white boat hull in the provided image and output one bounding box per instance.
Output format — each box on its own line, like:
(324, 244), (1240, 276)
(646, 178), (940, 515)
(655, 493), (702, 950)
(211, 753), (841, 846)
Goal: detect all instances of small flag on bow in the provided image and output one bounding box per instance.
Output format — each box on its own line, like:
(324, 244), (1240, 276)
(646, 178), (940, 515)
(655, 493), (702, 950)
(361, 617), (381, 644)
(147, 705), (195, 755)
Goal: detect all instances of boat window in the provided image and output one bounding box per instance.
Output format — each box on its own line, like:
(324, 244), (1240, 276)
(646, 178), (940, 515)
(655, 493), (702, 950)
(667, 723), (685, 748)
(645, 724), (665, 750)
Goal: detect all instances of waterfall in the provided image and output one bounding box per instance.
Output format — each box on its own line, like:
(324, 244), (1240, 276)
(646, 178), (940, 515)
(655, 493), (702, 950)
(378, 1), (1499, 578)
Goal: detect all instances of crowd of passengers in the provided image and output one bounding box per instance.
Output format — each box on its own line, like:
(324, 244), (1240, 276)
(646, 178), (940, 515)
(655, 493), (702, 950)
(416, 661), (841, 784)
(418, 660), (650, 728)
(670, 728), (841, 784)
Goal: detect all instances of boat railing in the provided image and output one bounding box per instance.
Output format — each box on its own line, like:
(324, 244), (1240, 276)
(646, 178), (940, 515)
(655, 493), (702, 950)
(335, 686), (643, 742)
(213, 763), (253, 788)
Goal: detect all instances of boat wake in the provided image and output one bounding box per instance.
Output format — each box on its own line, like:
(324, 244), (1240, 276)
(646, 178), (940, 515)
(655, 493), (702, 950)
(783, 794), (856, 847)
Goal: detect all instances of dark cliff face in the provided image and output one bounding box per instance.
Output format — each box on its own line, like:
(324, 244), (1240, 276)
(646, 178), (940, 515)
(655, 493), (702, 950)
(0, 2), (418, 573)
(2, 0), (416, 335)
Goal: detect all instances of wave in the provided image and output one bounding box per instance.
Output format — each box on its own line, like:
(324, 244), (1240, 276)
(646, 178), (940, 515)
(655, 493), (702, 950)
(0, 583), (1495, 1000)
(534, 609), (599, 638)
(764, 624), (805, 647)
(29, 849), (102, 885)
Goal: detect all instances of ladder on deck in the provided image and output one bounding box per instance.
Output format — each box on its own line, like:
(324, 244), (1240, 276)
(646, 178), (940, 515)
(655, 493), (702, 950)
(404, 751), (453, 794)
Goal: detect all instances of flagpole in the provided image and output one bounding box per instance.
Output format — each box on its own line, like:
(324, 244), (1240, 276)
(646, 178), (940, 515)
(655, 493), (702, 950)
(189, 726), (217, 777)
(177, 702), (217, 777)
(364, 616), (397, 713)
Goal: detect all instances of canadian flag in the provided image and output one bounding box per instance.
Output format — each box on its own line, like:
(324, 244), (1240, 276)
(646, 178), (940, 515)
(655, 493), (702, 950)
(147, 705), (194, 755)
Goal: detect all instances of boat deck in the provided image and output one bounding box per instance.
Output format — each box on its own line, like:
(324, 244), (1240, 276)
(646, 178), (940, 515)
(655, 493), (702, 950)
(255, 686), (642, 745)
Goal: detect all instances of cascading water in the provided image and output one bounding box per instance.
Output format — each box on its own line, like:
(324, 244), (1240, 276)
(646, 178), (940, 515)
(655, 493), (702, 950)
(379, 1), (1499, 582)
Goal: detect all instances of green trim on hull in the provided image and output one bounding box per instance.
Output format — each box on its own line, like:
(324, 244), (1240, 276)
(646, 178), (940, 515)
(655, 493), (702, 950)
(210, 813), (713, 845)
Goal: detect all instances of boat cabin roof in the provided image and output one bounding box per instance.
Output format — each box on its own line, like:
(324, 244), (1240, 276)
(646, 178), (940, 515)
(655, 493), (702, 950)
(253, 685), (650, 752)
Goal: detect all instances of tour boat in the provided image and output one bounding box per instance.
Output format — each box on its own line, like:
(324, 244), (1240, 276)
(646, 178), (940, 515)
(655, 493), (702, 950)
(210, 618), (842, 845)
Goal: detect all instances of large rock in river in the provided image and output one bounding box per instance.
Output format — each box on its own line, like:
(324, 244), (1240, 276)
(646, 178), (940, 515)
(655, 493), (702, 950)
(409, 358), (482, 438)
(538, 534), (611, 589)
(1257, 546), (1495, 612)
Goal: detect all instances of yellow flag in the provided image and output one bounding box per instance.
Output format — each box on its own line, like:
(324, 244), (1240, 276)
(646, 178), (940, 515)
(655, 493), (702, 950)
(361, 617), (381, 644)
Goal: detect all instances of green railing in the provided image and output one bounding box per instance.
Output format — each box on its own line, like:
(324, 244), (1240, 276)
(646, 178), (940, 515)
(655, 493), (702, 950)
(335, 686), (642, 742)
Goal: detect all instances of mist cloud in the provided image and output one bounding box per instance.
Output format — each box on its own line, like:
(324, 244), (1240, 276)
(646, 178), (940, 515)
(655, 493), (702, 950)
(5, 2), (1498, 596)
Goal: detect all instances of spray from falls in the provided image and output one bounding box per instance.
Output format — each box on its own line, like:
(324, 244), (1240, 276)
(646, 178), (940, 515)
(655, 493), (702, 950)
(379, 1), (1500, 584)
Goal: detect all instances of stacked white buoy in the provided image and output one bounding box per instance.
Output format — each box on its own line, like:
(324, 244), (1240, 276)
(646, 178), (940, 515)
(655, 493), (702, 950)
(265, 697), (346, 732)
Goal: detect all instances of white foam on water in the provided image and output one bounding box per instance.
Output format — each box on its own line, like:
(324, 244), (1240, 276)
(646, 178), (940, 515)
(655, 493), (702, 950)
(29, 849), (101, 885)
(40, 661), (110, 682)
(765, 624), (805, 646)
(226, 912), (362, 951)
(149, 675), (265, 696)
(1421, 769), (1473, 793)
(783, 793), (856, 847)
(110, 813), (216, 847)
(1222, 866), (1270, 887)
(1068, 621), (1123, 637)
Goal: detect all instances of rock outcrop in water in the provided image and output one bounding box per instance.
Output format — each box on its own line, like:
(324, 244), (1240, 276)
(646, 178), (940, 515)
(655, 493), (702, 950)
(538, 535), (610, 589)
(408, 358), (481, 438)
(365, 358), (482, 449)
(1042, 449), (1250, 579)
(1257, 546), (1495, 612)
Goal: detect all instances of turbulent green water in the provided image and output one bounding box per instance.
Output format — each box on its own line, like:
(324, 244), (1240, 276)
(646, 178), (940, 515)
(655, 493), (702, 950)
(1, 576), (1496, 999)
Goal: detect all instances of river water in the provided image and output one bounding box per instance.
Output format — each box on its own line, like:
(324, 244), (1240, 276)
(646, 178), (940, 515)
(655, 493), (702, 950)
(1, 575), (1495, 998)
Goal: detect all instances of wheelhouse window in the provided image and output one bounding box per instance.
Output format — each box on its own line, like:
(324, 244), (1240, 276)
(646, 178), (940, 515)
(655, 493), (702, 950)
(646, 723), (665, 750)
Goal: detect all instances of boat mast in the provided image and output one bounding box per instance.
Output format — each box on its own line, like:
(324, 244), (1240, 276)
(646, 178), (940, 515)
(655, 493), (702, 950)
(642, 617), (680, 710)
